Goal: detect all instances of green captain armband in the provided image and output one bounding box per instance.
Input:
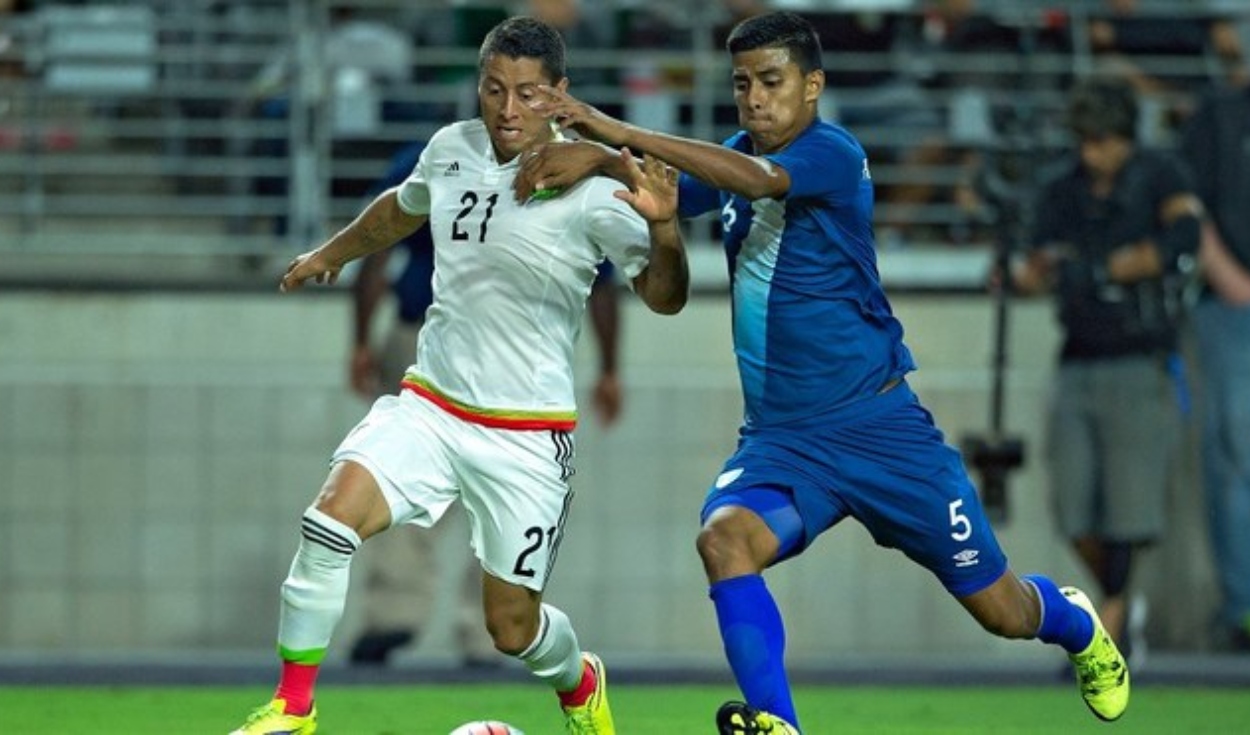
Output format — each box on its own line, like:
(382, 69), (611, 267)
(530, 187), (563, 201)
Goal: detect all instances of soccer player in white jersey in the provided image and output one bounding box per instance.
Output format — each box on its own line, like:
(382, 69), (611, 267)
(228, 17), (688, 735)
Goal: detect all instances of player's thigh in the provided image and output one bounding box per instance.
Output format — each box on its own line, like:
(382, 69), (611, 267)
(458, 427), (576, 593)
(1097, 358), (1179, 540)
(312, 461), (393, 539)
(1046, 364), (1098, 537)
(844, 405), (1007, 598)
(333, 391), (461, 533)
(701, 436), (847, 564)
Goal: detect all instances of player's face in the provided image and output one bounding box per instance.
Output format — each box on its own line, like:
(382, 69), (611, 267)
(730, 48), (822, 154)
(478, 54), (568, 163)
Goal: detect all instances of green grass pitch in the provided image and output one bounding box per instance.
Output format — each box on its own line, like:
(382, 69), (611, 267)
(2, 683), (1247, 733)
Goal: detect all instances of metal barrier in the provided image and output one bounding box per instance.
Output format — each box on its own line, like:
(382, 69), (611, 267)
(0, 1), (1243, 280)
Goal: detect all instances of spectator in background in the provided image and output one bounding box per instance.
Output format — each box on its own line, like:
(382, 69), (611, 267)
(1012, 77), (1202, 661)
(870, 0), (1015, 245)
(1205, 4), (1245, 88)
(0, 0), (31, 149)
(346, 140), (628, 668)
(1087, 0), (1209, 83)
(0, 0), (30, 77)
(438, 2), (621, 120)
(1086, 0), (1245, 141)
(848, 0), (1070, 246)
(518, 0), (616, 89)
(1179, 80), (1250, 653)
(243, 6), (415, 231)
(518, 0), (612, 51)
(714, 0), (775, 45)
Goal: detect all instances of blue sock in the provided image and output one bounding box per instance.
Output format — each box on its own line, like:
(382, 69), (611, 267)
(709, 574), (798, 728)
(1023, 574), (1095, 653)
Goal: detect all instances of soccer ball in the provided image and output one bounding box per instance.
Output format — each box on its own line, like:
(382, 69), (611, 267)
(448, 721), (525, 735)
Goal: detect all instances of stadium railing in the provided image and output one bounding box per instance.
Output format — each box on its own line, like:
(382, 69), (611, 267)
(0, 0), (1243, 290)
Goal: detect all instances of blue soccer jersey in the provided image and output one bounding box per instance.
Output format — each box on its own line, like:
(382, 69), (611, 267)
(679, 120), (915, 428)
(685, 120), (1006, 596)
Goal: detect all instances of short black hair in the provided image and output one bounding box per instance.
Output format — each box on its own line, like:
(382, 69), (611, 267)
(1067, 76), (1138, 141)
(479, 16), (566, 83)
(726, 12), (824, 76)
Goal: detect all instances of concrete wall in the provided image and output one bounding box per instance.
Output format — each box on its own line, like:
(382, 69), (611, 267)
(0, 289), (1216, 665)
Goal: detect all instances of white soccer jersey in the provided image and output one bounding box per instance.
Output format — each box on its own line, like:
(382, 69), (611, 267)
(395, 119), (651, 429)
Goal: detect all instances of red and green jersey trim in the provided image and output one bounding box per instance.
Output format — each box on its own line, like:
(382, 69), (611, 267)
(401, 374), (578, 431)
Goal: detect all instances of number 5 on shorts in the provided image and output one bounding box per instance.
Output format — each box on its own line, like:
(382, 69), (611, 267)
(949, 499), (972, 542)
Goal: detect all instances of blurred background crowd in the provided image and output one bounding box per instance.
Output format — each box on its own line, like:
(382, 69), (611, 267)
(1, 0), (1245, 277)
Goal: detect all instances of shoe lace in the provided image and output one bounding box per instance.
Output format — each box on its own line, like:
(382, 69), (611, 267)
(1076, 640), (1124, 695)
(243, 703), (279, 725)
(564, 707), (600, 734)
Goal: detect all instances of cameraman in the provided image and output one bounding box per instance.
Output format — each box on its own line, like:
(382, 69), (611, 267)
(1013, 76), (1203, 662)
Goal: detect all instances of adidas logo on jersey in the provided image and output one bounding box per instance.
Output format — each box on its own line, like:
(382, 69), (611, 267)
(444, 161), (461, 177)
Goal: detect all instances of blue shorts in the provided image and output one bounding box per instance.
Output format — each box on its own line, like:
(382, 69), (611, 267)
(701, 381), (1007, 598)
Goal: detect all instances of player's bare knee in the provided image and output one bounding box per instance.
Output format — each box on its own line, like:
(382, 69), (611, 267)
(484, 612), (537, 655)
(311, 462), (391, 540)
(696, 524), (731, 574)
(696, 516), (761, 580)
(482, 598), (540, 654)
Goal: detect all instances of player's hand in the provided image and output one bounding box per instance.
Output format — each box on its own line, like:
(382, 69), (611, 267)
(615, 149), (678, 224)
(280, 249), (341, 292)
(531, 85), (628, 147)
(592, 372), (623, 428)
(349, 344), (380, 401)
(515, 140), (611, 202)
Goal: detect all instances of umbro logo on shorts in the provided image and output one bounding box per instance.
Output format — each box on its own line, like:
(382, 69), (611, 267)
(952, 549), (980, 567)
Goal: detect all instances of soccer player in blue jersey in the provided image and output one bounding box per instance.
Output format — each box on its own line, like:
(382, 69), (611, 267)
(517, 11), (1130, 734)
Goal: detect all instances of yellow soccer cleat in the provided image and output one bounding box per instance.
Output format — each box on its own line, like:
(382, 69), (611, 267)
(561, 652), (615, 734)
(1063, 587), (1131, 721)
(229, 698), (317, 735)
(716, 701), (800, 734)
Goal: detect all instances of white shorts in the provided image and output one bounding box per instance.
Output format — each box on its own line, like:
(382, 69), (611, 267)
(333, 390), (577, 592)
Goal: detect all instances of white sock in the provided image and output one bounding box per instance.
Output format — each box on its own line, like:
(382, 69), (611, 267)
(517, 604), (583, 691)
(277, 507), (361, 661)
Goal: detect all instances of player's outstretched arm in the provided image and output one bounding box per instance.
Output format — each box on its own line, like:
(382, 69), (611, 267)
(514, 139), (629, 202)
(533, 85), (790, 202)
(280, 189), (426, 293)
(625, 150), (688, 315)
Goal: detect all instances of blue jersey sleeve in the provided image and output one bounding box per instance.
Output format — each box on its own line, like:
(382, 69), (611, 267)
(767, 125), (867, 205)
(678, 172), (721, 219)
